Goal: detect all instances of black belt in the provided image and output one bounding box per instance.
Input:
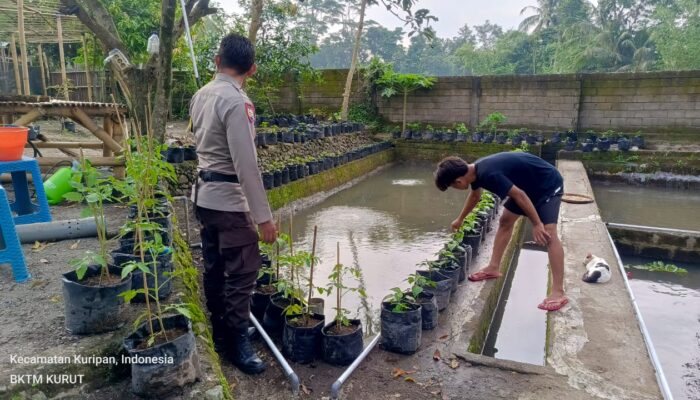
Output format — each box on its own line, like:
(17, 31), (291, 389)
(194, 170), (239, 220)
(198, 170), (239, 183)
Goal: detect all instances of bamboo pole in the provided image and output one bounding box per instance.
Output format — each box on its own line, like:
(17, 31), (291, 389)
(42, 50), (50, 88)
(103, 114), (113, 157)
(70, 108), (124, 153)
(56, 15), (69, 100)
(82, 34), (93, 101)
(13, 108), (43, 126)
(10, 34), (22, 95)
(37, 44), (47, 96)
(17, 0), (31, 95)
(306, 226), (318, 317)
(25, 141), (104, 149)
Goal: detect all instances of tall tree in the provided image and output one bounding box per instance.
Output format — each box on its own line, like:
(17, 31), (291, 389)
(339, 0), (436, 120)
(519, 0), (560, 33)
(474, 20), (504, 48)
(59, 0), (217, 137)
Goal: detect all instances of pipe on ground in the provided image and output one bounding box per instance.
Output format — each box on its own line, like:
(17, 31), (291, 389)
(15, 218), (97, 244)
(249, 314), (300, 396)
(330, 334), (381, 400)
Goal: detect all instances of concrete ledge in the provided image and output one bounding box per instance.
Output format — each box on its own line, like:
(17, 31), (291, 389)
(550, 160), (662, 400)
(608, 222), (700, 263)
(266, 149), (395, 210)
(393, 140), (540, 162)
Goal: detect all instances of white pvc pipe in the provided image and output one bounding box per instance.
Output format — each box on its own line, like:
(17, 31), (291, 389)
(606, 229), (673, 400)
(179, 0), (200, 84)
(330, 334), (381, 399)
(249, 314), (300, 395)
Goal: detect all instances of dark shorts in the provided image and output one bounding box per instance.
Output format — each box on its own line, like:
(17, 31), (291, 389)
(503, 191), (563, 225)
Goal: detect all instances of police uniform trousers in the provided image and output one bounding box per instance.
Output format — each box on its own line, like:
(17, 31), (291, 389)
(197, 207), (261, 332)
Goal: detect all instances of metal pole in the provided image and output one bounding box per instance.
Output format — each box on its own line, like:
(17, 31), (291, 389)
(249, 314), (300, 396)
(178, 0), (200, 87)
(606, 230), (673, 400)
(330, 334), (381, 400)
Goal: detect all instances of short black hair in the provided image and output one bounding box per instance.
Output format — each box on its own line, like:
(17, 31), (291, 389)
(434, 156), (469, 191)
(218, 33), (255, 74)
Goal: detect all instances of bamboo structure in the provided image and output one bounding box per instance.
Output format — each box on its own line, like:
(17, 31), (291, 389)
(17, 0), (31, 95)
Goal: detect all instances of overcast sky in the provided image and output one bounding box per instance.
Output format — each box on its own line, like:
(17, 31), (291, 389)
(217, 0), (552, 38)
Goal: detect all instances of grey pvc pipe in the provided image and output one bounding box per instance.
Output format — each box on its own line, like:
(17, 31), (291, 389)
(15, 218), (97, 244)
(330, 334), (381, 400)
(606, 230), (673, 400)
(249, 314), (300, 396)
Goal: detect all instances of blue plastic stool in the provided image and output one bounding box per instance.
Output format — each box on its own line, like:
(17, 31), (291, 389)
(0, 187), (30, 282)
(0, 157), (52, 225)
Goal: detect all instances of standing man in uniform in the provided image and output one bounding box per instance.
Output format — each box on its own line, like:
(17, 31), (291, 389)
(190, 33), (277, 374)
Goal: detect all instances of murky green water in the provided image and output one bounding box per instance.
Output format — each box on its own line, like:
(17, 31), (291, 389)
(591, 181), (700, 230)
(279, 162), (468, 331)
(623, 256), (700, 400)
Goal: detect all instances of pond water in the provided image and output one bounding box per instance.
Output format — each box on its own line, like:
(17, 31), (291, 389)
(278, 161), (467, 332)
(483, 226), (549, 365)
(591, 181), (700, 230)
(623, 255), (700, 400)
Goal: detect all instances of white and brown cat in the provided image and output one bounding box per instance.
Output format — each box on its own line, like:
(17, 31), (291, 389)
(582, 253), (611, 283)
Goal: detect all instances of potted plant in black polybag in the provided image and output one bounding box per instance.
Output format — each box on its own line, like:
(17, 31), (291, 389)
(454, 123), (469, 142)
(380, 288), (421, 354)
(62, 154), (132, 335)
(318, 244), (365, 366)
(405, 273), (438, 331)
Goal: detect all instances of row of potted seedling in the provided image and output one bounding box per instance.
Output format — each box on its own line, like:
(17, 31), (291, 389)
(255, 122), (364, 148)
(260, 142), (392, 190)
(60, 131), (199, 398)
(255, 114), (319, 127)
(379, 192), (500, 354)
(556, 130), (645, 152)
(252, 228), (367, 366)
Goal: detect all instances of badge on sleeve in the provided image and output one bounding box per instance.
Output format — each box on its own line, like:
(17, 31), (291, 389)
(245, 102), (256, 124)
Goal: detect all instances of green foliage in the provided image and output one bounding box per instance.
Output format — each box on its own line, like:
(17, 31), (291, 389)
(65, 156), (114, 280)
(630, 261), (688, 276)
(479, 112), (507, 134)
(406, 273), (436, 299)
(318, 253), (367, 329)
(384, 287), (413, 313)
(454, 123), (469, 134)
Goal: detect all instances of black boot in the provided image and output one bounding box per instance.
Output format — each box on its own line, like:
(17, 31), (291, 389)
(211, 316), (228, 353)
(228, 327), (266, 374)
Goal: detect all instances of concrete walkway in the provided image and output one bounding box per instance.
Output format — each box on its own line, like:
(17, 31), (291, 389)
(549, 160), (662, 400)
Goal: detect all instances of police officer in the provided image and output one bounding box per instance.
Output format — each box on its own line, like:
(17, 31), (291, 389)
(190, 33), (277, 374)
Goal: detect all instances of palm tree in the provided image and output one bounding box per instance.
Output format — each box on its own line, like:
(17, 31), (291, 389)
(519, 0), (560, 33)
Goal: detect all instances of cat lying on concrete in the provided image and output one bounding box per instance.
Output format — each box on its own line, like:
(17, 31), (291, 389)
(582, 253), (611, 283)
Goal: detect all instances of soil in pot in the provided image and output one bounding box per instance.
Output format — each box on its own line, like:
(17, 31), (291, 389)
(416, 270), (452, 311)
(123, 314), (200, 398)
(62, 264), (132, 334)
(283, 314), (325, 363)
(380, 301), (421, 354)
(252, 283), (277, 320)
(321, 319), (363, 366)
(263, 293), (291, 334)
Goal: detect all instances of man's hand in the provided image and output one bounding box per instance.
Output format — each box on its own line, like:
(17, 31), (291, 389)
(451, 218), (463, 232)
(258, 221), (278, 244)
(532, 223), (551, 246)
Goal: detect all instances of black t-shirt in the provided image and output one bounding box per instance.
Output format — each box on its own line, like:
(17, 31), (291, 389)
(471, 152), (563, 203)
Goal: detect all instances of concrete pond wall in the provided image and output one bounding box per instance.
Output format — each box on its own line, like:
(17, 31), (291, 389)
(275, 69), (700, 138)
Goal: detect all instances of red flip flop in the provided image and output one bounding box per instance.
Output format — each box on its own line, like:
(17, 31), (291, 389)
(467, 271), (503, 282)
(537, 297), (569, 311)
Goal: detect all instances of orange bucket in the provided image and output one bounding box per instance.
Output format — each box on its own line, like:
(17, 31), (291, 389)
(0, 126), (28, 161)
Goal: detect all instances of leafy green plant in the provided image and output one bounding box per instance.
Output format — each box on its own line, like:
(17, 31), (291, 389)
(64, 153), (114, 281)
(317, 243), (367, 330)
(383, 287), (413, 313)
(479, 112), (507, 135)
(116, 127), (180, 347)
(630, 261), (688, 275)
(454, 123), (469, 135)
(407, 122), (422, 132)
(406, 273), (436, 299)
(425, 124), (435, 133)
(376, 67), (436, 135)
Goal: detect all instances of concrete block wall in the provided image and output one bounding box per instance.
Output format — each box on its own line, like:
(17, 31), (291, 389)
(272, 69), (700, 135)
(580, 71), (700, 133)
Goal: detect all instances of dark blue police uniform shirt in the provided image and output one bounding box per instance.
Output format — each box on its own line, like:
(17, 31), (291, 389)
(470, 152), (563, 203)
